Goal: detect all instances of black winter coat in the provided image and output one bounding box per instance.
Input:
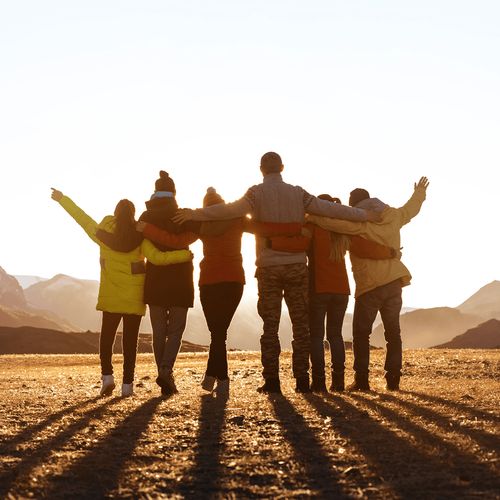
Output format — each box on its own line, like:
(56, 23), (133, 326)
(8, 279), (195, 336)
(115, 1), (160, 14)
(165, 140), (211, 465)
(139, 197), (195, 308)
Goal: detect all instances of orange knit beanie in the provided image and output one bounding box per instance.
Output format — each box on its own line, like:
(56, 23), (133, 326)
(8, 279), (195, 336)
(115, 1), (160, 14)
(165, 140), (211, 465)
(203, 187), (224, 207)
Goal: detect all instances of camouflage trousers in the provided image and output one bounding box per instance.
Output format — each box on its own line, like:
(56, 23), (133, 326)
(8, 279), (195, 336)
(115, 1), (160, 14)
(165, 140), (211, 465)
(256, 263), (310, 380)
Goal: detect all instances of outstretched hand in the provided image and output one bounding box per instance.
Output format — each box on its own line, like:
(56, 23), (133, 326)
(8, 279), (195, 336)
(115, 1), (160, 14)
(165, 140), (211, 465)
(172, 209), (195, 224)
(51, 187), (63, 201)
(415, 177), (429, 191)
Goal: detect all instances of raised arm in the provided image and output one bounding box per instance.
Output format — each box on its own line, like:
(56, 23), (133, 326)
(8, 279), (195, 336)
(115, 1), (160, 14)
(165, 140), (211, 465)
(141, 240), (193, 265)
(51, 189), (99, 244)
(398, 177), (429, 226)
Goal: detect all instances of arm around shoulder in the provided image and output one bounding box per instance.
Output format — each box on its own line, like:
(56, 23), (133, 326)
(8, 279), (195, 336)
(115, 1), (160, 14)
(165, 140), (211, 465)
(141, 239), (193, 265)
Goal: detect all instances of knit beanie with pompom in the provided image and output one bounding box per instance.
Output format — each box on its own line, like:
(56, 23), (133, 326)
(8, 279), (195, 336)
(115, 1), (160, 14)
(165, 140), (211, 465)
(155, 170), (176, 193)
(203, 187), (224, 207)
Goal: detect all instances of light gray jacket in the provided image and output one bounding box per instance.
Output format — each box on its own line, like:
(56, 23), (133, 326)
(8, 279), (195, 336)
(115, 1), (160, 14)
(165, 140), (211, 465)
(192, 173), (371, 268)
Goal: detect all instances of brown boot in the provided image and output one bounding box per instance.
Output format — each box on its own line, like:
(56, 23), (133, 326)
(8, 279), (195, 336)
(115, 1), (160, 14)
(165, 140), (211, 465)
(347, 373), (370, 391)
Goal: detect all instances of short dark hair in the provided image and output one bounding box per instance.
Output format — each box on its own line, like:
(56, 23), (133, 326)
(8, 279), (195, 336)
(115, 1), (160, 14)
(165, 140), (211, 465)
(318, 194), (341, 204)
(260, 152), (283, 174)
(349, 188), (370, 207)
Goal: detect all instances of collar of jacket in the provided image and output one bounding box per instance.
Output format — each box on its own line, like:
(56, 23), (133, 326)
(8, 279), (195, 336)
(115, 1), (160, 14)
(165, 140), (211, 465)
(262, 172), (283, 184)
(145, 196), (178, 211)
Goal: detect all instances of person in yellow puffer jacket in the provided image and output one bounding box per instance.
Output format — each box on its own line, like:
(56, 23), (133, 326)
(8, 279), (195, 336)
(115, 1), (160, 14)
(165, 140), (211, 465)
(307, 177), (429, 392)
(51, 188), (193, 398)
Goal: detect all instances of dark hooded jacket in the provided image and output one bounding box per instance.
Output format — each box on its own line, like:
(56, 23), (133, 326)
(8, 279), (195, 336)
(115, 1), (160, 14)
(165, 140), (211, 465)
(139, 197), (197, 308)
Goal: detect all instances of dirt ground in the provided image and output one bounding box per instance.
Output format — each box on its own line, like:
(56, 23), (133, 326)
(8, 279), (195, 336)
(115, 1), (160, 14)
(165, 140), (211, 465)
(0, 350), (499, 499)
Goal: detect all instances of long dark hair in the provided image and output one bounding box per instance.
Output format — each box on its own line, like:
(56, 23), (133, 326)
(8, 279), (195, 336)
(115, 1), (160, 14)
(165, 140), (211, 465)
(95, 199), (143, 252)
(114, 199), (136, 239)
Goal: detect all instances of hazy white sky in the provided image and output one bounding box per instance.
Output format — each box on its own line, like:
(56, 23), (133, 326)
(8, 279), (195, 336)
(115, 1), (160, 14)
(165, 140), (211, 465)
(1, 1), (499, 309)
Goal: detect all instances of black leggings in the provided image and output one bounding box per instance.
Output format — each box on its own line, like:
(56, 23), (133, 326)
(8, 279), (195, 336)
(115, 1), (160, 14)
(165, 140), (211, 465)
(200, 282), (244, 380)
(100, 312), (142, 384)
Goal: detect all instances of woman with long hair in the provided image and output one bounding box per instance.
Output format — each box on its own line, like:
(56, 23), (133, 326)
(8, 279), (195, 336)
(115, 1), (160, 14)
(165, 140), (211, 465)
(51, 188), (192, 397)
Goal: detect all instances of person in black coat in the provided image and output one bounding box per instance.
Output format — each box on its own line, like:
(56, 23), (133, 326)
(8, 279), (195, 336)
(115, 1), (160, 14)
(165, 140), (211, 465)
(139, 171), (194, 396)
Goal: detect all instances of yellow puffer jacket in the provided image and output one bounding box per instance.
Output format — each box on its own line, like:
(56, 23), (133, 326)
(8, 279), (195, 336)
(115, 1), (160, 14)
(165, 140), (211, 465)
(58, 196), (193, 315)
(308, 186), (426, 298)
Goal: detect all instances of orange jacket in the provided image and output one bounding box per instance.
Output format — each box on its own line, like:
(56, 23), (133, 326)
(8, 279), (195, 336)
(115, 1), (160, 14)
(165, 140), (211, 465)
(270, 224), (394, 295)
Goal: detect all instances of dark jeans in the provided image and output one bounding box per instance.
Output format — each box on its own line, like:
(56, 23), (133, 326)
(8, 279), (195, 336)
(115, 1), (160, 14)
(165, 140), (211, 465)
(200, 282), (244, 380)
(309, 293), (349, 378)
(100, 312), (142, 384)
(149, 305), (188, 374)
(352, 280), (403, 378)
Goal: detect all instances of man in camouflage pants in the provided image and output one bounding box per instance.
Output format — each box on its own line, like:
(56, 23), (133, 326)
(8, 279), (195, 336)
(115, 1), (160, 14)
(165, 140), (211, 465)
(174, 152), (377, 393)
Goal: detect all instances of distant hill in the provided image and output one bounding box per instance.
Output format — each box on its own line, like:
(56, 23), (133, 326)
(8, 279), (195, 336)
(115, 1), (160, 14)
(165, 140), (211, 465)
(371, 307), (484, 349)
(0, 304), (76, 331)
(5, 267), (500, 351)
(14, 275), (48, 289)
(24, 274), (101, 332)
(0, 326), (207, 355)
(433, 319), (500, 349)
(0, 267), (27, 309)
(456, 280), (500, 320)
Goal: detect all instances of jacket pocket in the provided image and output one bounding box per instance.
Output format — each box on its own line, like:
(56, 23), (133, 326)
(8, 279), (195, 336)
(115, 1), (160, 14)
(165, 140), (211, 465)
(131, 261), (146, 274)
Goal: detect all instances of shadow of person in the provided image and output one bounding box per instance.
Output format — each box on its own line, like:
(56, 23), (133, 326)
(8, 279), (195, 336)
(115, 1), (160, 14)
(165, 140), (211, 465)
(351, 392), (499, 492)
(0, 396), (120, 497)
(179, 392), (228, 498)
(304, 393), (498, 498)
(375, 391), (500, 453)
(1, 396), (100, 452)
(267, 394), (347, 498)
(42, 396), (163, 499)
(404, 390), (500, 424)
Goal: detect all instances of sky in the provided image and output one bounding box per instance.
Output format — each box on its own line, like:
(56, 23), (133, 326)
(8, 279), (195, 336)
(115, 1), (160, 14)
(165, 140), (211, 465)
(1, 1), (499, 310)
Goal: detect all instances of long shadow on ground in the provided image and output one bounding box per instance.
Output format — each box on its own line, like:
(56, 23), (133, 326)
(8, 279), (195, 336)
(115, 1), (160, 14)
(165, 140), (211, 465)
(376, 391), (500, 452)
(268, 394), (351, 498)
(0, 397), (119, 497)
(304, 393), (499, 499)
(352, 392), (500, 494)
(42, 396), (163, 499)
(0, 396), (100, 451)
(406, 390), (500, 424)
(177, 393), (228, 498)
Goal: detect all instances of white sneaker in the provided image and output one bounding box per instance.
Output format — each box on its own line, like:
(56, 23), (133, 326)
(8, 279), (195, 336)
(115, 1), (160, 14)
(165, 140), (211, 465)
(100, 375), (115, 396)
(214, 378), (229, 399)
(201, 374), (216, 392)
(121, 383), (134, 397)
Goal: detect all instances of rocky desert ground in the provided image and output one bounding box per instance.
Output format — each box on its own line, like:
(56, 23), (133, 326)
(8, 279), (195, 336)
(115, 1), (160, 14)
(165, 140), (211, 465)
(0, 350), (499, 499)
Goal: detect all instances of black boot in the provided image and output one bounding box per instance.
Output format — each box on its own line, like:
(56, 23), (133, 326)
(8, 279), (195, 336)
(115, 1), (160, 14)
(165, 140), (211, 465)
(347, 373), (370, 391)
(257, 378), (282, 394)
(385, 373), (400, 391)
(295, 375), (311, 393)
(311, 376), (328, 393)
(330, 371), (345, 392)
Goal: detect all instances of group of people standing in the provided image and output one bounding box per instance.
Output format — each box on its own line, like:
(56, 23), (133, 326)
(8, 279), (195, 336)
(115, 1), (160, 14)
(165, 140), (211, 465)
(52, 151), (428, 398)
